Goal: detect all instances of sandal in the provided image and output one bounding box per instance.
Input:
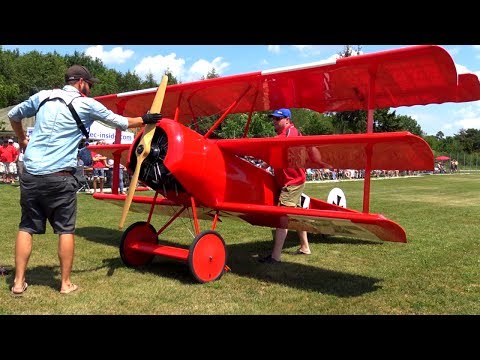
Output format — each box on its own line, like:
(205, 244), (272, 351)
(294, 248), (311, 255)
(60, 283), (78, 294)
(11, 282), (28, 296)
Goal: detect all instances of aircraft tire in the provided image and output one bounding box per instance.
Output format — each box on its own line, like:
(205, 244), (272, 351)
(188, 230), (227, 283)
(120, 221), (158, 267)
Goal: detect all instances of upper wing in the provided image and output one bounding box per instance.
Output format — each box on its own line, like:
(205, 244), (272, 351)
(216, 131), (433, 170)
(94, 45), (480, 123)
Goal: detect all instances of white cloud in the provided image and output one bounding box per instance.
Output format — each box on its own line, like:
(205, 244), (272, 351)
(134, 53), (186, 82)
(441, 103), (480, 133)
(453, 117), (480, 131)
(292, 45), (323, 57)
(454, 104), (479, 118)
(132, 53), (229, 83)
(267, 45), (281, 54)
(455, 63), (469, 74)
(85, 45), (134, 65)
(292, 45), (314, 52)
(188, 57), (229, 81)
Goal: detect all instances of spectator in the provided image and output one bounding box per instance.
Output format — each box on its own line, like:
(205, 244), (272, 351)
(107, 158), (126, 195)
(0, 138), (18, 184)
(91, 149), (107, 194)
(77, 140), (93, 166)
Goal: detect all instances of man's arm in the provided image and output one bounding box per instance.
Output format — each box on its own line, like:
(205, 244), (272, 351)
(126, 113), (162, 129)
(10, 120), (28, 150)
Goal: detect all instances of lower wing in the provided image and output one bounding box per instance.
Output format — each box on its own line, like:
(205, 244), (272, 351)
(93, 193), (406, 243)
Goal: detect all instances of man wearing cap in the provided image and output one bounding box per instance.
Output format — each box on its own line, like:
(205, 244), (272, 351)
(7, 64), (162, 295)
(0, 138), (18, 184)
(259, 108), (311, 263)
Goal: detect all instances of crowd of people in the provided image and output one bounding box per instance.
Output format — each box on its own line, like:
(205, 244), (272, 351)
(305, 168), (422, 181)
(0, 137), (23, 184)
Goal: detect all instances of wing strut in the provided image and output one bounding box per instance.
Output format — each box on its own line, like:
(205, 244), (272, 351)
(363, 68), (377, 213)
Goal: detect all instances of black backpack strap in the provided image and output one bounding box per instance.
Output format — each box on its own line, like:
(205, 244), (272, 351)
(36, 94), (89, 139)
(67, 102), (89, 139)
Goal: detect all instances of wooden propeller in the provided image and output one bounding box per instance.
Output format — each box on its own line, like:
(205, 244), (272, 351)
(119, 75), (169, 229)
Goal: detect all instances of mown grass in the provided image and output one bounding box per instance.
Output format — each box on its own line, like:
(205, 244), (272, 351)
(1, 174), (479, 314)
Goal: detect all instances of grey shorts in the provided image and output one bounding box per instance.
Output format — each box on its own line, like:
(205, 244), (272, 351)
(93, 168), (105, 178)
(19, 171), (78, 234)
(278, 183), (305, 207)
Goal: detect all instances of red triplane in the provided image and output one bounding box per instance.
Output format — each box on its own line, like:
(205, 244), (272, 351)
(89, 45), (480, 283)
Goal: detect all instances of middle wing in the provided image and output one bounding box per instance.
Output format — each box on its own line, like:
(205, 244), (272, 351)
(216, 131), (433, 170)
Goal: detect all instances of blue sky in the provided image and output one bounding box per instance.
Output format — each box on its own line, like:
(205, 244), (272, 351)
(3, 44), (480, 136)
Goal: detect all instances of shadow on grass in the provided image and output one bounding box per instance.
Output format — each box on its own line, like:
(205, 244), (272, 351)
(75, 226), (382, 296)
(3, 259), (127, 293)
(76, 226), (123, 248)
(288, 231), (381, 246)
(4, 264), (62, 292)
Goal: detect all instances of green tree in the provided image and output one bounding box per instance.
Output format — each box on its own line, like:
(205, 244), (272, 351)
(142, 73), (157, 88)
(164, 69), (179, 85)
(338, 45), (362, 57)
(438, 135), (462, 154)
(423, 134), (440, 152)
(12, 50), (66, 102)
(397, 115), (423, 136)
(295, 109), (334, 135)
(206, 68), (219, 79)
(455, 128), (480, 153)
(118, 70), (143, 93)
(436, 131), (445, 140)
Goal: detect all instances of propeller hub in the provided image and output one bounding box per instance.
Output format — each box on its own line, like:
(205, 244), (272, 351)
(136, 145), (144, 155)
(147, 145), (161, 161)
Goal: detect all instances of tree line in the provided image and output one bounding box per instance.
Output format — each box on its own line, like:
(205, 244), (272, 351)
(1, 46), (479, 155)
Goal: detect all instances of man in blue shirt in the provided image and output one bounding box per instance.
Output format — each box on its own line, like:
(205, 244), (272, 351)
(8, 64), (162, 295)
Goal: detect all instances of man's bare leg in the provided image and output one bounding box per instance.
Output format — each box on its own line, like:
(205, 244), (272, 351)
(58, 233), (76, 292)
(271, 228), (288, 261)
(12, 230), (33, 292)
(297, 230), (311, 254)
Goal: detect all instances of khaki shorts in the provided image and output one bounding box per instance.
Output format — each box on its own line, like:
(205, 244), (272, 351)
(278, 183), (305, 207)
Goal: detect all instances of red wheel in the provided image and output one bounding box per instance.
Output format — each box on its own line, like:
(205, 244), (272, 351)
(188, 230), (227, 283)
(120, 221), (158, 267)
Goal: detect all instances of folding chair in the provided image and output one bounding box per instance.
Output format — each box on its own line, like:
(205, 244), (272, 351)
(76, 165), (91, 193)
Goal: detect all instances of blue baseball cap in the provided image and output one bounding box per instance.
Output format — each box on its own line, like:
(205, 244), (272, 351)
(269, 108), (291, 118)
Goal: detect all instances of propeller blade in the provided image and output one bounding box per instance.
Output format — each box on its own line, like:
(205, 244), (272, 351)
(119, 75), (169, 229)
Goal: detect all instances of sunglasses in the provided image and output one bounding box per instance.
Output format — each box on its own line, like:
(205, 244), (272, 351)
(273, 116), (286, 121)
(84, 79), (94, 89)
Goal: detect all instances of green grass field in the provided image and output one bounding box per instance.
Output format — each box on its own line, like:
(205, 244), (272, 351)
(1, 174), (479, 314)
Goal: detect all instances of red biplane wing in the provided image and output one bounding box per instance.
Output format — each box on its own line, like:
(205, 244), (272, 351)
(94, 45), (480, 124)
(93, 193), (406, 243)
(216, 131), (433, 170)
